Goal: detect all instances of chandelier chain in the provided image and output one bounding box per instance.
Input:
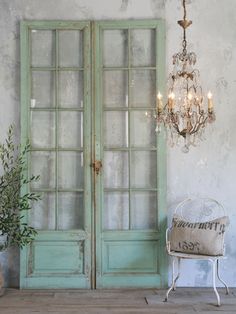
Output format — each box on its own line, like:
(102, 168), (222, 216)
(182, 0), (187, 55)
(183, 0), (187, 20)
(182, 30), (187, 55)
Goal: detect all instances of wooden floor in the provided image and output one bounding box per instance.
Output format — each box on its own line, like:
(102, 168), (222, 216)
(0, 288), (235, 314)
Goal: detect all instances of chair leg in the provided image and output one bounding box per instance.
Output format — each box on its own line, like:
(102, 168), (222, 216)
(216, 259), (229, 295)
(211, 259), (221, 307)
(173, 257), (181, 291)
(164, 257), (180, 302)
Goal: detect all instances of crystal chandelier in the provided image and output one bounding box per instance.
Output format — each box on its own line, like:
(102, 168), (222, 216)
(152, 0), (215, 152)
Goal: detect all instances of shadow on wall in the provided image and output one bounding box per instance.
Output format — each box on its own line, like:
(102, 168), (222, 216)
(195, 260), (210, 286)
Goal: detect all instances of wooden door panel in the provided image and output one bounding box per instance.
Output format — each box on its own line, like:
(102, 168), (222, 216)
(29, 241), (84, 274)
(20, 21), (92, 289)
(94, 20), (167, 289)
(103, 241), (158, 273)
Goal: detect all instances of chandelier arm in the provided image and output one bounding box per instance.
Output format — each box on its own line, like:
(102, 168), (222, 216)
(188, 120), (194, 133)
(190, 112), (204, 134)
(189, 120), (200, 135)
(170, 113), (182, 135)
(190, 116), (209, 135)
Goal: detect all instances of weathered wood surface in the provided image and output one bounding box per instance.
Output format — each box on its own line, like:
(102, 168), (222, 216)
(0, 288), (235, 313)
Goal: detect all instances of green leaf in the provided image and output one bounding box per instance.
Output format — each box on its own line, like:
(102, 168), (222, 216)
(0, 125), (40, 249)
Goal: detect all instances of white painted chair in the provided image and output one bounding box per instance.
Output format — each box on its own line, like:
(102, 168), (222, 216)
(165, 198), (229, 306)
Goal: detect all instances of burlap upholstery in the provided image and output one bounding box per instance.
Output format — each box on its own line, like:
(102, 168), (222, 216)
(170, 215), (229, 256)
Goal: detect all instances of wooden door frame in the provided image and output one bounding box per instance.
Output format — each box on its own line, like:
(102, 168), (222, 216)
(20, 20), (92, 288)
(20, 19), (167, 289)
(93, 20), (167, 288)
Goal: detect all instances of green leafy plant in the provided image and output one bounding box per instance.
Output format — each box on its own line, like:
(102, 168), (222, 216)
(0, 125), (40, 251)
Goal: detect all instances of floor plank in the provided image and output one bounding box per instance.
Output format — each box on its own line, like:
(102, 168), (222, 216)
(0, 288), (235, 314)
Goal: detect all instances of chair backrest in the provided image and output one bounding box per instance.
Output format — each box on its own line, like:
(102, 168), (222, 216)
(169, 198), (229, 256)
(174, 198), (226, 223)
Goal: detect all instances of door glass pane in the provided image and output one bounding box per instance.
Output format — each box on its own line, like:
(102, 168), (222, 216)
(31, 152), (56, 190)
(59, 71), (84, 108)
(103, 71), (128, 108)
(58, 192), (84, 230)
(131, 192), (156, 229)
(130, 70), (155, 107)
(103, 30), (128, 67)
(102, 27), (158, 233)
(58, 152), (84, 189)
(130, 111), (156, 147)
(104, 151), (129, 188)
(31, 71), (55, 108)
(130, 29), (155, 67)
(59, 30), (83, 67)
(31, 30), (55, 67)
(30, 193), (56, 230)
(31, 112), (55, 148)
(58, 112), (83, 148)
(130, 151), (157, 188)
(29, 25), (88, 236)
(104, 111), (128, 148)
(104, 192), (129, 230)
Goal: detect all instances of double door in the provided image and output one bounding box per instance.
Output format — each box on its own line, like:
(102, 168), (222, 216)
(20, 20), (167, 289)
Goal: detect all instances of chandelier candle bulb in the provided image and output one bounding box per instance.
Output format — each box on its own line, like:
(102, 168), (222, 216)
(157, 92), (163, 113)
(187, 93), (193, 101)
(167, 94), (171, 110)
(171, 92), (175, 110)
(208, 91), (213, 112)
(168, 92), (175, 110)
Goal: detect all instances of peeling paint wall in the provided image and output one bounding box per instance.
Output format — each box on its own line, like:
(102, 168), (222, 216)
(165, 0), (236, 287)
(0, 0), (236, 287)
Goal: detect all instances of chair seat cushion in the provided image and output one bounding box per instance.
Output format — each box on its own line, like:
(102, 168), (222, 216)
(170, 215), (229, 256)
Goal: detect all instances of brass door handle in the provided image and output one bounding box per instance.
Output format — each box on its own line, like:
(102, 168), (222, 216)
(92, 160), (102, 175)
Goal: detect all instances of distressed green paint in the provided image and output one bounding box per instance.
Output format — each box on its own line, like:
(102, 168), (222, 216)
(21, 20), (90, 30)
(20, 21), (92, 289)
(94, 20), (167, 288)
(156, 20), (168, 288)
(21, 19), (167, 289)
(103, 241), (159, 271)
(127, 27), (132, 230)
(20, 20), (30, 289)
(93, 21), (103, 288)
(55, 29), (59, 229)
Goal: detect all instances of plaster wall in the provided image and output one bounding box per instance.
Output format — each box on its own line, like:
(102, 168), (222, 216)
(0, 0), (235, 287)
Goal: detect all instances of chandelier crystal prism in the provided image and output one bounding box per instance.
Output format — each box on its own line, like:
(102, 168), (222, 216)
(151, 0), (215, 152)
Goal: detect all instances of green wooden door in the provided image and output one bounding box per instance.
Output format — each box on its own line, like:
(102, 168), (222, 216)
(20, 20), (166, 289)
(20, 21), (92, 288)
(94, 21), (167, 288)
